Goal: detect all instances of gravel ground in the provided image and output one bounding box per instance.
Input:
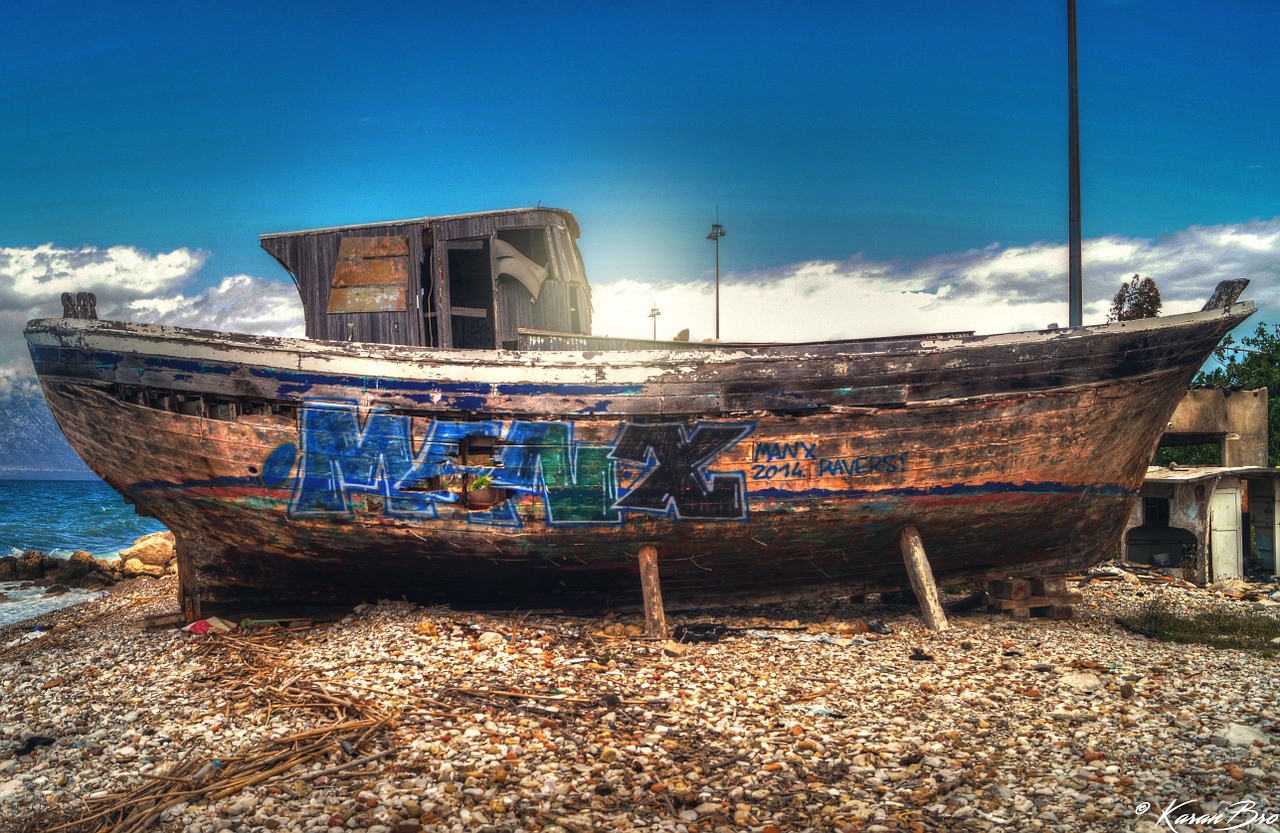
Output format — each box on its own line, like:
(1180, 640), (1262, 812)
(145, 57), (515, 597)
(1, 569), (1278, 833)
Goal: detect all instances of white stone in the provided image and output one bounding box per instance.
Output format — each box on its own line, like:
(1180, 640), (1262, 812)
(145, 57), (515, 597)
(1059, 672), (1103, 692)
(1209, 723), (1271, 747)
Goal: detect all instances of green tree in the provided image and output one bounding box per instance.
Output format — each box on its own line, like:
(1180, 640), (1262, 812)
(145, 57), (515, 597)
(1108, 275), (1163, 322)
(1195, 322), (1280, 466)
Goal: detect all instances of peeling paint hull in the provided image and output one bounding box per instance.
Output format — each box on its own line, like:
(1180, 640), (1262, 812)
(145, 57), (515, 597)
(24, 304), (1252, 615)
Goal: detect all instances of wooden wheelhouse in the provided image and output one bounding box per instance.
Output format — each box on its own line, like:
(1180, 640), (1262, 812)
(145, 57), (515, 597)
(261, 207), (592, 350)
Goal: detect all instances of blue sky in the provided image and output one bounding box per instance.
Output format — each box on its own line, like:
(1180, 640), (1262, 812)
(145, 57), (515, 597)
(0, 0), (1276, 355)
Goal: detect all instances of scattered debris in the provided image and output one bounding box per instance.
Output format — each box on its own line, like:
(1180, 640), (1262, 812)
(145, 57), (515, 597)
(672, 622), (732, 643)
(11, 735), (55, 757)
(746, 630), (871, 647)
(655, 639), (685, 658)
(2, 570), (1279, 832)
(181, 616), (239, 636)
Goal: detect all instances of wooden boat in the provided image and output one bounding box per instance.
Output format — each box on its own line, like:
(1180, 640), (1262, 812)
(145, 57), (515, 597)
(24, 208), (1253, 616)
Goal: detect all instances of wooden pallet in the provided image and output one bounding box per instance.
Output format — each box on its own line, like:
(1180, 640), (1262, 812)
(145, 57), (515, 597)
(986, 577), (1080, 620)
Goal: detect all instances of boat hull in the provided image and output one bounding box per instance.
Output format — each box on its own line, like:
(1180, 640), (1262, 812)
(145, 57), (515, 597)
(25, 306), (1252, 614)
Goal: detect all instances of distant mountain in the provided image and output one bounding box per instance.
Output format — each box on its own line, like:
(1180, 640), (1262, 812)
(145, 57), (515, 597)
(0, 381), (95, 480)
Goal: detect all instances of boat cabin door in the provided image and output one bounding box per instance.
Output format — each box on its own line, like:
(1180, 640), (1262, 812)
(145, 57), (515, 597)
(439, 238), (496, 349)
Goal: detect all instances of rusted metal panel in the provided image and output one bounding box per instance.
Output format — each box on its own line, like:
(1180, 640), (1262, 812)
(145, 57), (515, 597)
(331, 255), (410, 288)
(336, 235), (410, 260)
(325, 286), (408, 314)
(264, 224), (424, 344)
(328, 235), (410, 313)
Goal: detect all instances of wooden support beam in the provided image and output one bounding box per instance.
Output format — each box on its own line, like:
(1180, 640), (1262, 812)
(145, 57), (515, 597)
(638, 545), (667, 639)
(898, 526), (949, 632)
(1031, 576), (1069, 597)
(989, 578), (1032, 601)
(985, 592), (1084, 611)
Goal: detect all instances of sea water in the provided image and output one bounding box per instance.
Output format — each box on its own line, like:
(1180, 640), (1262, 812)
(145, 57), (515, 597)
(0, 479), (168, 627)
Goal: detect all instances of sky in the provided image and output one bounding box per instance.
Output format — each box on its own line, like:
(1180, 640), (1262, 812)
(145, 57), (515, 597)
(1, 0), (1277, 380)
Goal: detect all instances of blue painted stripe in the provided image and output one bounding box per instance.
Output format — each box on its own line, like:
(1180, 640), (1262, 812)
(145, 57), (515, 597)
(748, 481), (1132, 501)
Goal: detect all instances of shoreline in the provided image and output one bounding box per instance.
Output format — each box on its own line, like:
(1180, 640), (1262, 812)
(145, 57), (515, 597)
(2, 570), (1278, 833)
(0, 532), (177, 630)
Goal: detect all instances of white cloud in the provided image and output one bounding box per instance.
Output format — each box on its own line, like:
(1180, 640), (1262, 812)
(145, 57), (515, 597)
(0, 243), (301, 378)
(127, 274), (304, 336)
(1, 218), (1277, 385)
(0, 243), (204, 307)
(593, 218), (1280, 343)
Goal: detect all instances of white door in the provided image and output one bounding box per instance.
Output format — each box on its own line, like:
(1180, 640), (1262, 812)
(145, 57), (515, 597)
(1209, 481), (1243, 581)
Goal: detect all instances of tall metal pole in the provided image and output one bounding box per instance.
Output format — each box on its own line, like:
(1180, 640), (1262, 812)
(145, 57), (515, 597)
(707, 218), (726, 340)
(1068, 0), (1083, 327)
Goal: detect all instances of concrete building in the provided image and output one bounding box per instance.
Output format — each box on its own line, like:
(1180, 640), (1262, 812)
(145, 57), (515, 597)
(1161, 387), (1269, 468)
(1122, 388), (1279, 581)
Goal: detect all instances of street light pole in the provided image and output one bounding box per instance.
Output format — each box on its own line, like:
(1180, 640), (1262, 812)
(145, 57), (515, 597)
(706, 220), (725, 340)
(648, 304), (660, 341)
(1067, 0), (1082, 327)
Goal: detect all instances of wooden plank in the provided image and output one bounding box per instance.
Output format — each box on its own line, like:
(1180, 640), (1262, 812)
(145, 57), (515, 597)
(899, 525), (948, 632)
(638, 545), (666, 638)
(1031, 576), (1069, 596)
(984, 593), (1083, 611)
(988, 579), (1032, 601)
(140, 612), (188, 631)
(451, 306), (489, 319)
(724, 381), (909, 410)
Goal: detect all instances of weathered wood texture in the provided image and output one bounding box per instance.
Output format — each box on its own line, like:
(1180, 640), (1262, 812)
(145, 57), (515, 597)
(986, 574), (1082, 619)
(260, 208), (590, 349)
(262, 221), (426, 347)
(989, 579), (1033, 601)
(638, 545), (667, 638)
(1031, 576), (1069, 596)
(985, 593), (1084, 610)
(899, 526), (948, 631)
(24, 300), (1252, 614)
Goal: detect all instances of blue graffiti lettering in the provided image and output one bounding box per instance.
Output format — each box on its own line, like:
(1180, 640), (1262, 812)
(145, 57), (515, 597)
(285, 403), (755, 525)
(292, 400), (441, 516)
(752, 441), (817, 462)
(492, 422), (620, 525)
(817, 452), (910, 478)
(750, 462), (808, 480)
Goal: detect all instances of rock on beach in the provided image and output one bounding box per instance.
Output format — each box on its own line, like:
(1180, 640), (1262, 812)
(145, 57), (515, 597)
(0, 564), (1278, 833)
(0, 531), (177, 591)
(120, 531), (177, 568)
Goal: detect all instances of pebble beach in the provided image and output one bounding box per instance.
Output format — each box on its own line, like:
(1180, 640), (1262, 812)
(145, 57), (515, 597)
(2, 570), (1278, 833)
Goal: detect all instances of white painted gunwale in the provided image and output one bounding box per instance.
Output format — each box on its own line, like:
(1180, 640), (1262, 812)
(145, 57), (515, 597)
(25, 302), (1254, 388)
